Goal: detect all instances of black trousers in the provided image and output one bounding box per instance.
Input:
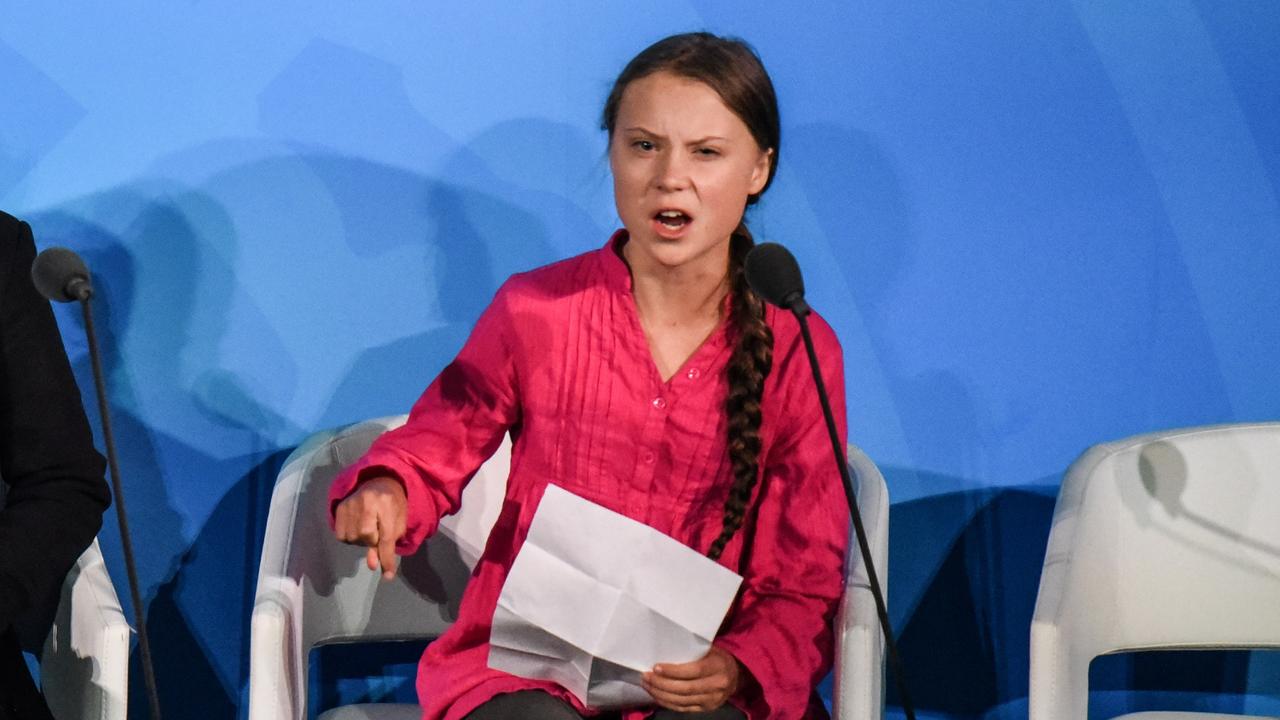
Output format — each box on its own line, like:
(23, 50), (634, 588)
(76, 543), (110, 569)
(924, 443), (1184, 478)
(464, 690), (747, 720)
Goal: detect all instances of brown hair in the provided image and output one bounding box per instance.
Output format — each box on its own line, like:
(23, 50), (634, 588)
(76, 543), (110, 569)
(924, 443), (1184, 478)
(603, 33), (779, 561)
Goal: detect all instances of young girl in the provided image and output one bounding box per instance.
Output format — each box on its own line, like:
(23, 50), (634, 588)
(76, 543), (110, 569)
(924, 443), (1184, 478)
(330, 32), (849, 720)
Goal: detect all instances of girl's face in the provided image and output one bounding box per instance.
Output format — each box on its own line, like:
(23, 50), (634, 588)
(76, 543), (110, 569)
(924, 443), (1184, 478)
(609, 71), (772, 274)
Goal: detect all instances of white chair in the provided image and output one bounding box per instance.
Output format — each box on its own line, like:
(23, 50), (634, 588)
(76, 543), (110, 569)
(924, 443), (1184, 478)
(249, 415), (889, 719)
(249, 415), (507, 720)
(1029, 422), (1280, 720)
(41, 538), (131, 720)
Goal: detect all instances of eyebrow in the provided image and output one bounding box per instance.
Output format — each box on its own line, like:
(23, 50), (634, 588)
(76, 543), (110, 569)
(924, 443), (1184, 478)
(622, 127), (728, 144)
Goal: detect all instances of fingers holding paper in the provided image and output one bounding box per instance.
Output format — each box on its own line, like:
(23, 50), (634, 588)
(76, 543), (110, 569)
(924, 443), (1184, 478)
(333, 475), (408, 580)
(643, 645), (742, 713)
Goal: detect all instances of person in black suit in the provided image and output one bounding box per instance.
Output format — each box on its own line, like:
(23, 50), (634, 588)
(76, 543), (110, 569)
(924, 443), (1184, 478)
(0, 211), (110, 720)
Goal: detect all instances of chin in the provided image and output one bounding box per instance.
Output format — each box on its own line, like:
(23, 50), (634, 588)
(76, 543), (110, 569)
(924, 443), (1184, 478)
(645, 240), (707, 270)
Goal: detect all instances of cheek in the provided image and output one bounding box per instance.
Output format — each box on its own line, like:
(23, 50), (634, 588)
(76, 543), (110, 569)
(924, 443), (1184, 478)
(611, 172), (642, 210)
(704, 170), (754, 215)
(611, 172), (650, 226)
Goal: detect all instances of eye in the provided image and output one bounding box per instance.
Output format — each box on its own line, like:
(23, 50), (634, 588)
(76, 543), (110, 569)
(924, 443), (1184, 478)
(632, 139), (656, 152)
(695, 147), (721, 157)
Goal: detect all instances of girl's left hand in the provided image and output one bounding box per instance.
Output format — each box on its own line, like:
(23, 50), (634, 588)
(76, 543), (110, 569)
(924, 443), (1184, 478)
(642, 645), (742, 713)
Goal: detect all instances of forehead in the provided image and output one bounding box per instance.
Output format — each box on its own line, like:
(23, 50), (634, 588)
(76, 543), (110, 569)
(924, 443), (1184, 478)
(615, 71), (752, 139)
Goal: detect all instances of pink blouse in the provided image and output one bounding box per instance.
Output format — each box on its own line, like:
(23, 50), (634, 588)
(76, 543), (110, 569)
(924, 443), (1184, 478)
(329, 232), (850, 720)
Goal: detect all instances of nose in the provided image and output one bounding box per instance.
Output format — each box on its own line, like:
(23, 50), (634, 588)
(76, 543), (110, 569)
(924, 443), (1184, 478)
(654, 150), (691, 192)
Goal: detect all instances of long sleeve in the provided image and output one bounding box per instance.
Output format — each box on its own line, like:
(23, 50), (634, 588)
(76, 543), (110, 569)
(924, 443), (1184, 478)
(715, 312), (850, 720)
(328, 278), (522, 554)
(0, 214), (110, 628)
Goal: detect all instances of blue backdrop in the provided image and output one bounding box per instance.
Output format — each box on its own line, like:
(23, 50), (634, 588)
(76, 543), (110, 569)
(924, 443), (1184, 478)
(3, 2), (1279, 717)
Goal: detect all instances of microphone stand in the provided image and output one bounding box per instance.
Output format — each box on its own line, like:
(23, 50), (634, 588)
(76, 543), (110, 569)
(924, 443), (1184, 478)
(78, 293), (164, 720)
(789, 300), (916, 720)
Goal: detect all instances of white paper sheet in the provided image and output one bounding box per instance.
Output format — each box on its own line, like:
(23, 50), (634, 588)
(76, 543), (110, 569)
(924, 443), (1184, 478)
(488, 483), (743, 709)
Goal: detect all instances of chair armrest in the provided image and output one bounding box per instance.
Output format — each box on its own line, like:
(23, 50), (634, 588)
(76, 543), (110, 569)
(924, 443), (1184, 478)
(250, 427), (330, 720)
(833, 444), (889, 720)
(250, 578), (307, 720)
(832, 581), (885, 720)
(1029, 620), (1089, 720)
(41, 540), (130, 720)
(1028, 445), (1110, 720)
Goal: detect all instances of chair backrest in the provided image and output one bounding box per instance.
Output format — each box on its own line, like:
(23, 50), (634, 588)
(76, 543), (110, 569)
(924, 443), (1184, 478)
(832, 443), (889, 720)
(254, 415), (510, 657)
(41, 539), (130, 720)
(1035, 422), (1280, 658)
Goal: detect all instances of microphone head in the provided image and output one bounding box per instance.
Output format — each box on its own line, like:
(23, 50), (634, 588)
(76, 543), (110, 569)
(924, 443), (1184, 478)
(31, 246), (93, 303)
(744, 242), (807, 313)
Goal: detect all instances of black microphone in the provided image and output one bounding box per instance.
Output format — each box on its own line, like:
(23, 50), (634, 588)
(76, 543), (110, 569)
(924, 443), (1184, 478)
(30, 247), (164, 720)
(744, 241), (916, 720)
(31, 246), (93, 303)
(744, 242), (809, 316)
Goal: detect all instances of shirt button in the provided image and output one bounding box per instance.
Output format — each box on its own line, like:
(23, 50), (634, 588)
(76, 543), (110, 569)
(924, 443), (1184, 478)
(652, 396), (667, 410)
(641, 449), (656, 464)
(686, 367), (701, 380)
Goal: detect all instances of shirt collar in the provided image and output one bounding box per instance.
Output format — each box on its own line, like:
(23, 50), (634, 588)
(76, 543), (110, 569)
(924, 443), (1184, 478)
(601, 228), (633, 293)
(600, 228), (739, 344)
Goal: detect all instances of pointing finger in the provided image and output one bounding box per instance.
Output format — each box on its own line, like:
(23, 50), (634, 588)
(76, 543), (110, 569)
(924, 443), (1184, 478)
(377, 522), (398, 580)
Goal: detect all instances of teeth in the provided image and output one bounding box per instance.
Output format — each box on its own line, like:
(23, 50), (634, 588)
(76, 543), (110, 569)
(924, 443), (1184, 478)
(659, 211), (683, 218)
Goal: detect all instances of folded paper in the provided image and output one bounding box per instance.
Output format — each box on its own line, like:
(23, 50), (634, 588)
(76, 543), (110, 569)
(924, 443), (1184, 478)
(489, 483), (743, 708)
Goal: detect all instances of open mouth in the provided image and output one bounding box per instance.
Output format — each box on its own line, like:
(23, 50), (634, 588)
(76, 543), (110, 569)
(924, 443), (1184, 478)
(654, 210), (692, 229)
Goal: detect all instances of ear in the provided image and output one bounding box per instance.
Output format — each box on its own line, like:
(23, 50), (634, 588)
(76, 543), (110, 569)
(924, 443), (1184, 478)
(748, 148), (773, 195)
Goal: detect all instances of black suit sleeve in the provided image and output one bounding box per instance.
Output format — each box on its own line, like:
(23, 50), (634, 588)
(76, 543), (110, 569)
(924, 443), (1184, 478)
(0, 212), (110, 628)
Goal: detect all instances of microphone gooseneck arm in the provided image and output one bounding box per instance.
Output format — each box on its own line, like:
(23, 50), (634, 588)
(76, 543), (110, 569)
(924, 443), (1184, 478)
(80, 298), (163, 720)
(745, 242), (915, 720)
(33, 247), (163, 719)
(793, 309), (915, 720)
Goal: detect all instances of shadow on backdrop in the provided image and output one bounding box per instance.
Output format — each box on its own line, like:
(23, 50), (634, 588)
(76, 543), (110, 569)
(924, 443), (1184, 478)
(315, 117), (606, 429)
(33, 196), (293, 718)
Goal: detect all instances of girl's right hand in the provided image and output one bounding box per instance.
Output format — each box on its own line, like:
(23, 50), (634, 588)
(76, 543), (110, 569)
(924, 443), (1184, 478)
(332, 476), (408, 580)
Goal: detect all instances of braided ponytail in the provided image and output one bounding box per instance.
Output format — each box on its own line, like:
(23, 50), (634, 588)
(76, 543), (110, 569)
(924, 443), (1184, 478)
(706, 226), (774, 561)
